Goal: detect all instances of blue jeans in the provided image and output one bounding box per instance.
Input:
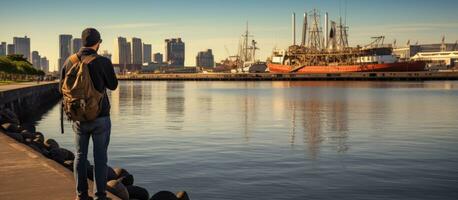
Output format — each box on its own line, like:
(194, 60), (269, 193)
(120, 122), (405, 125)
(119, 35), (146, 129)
(72, 116), (111, 200)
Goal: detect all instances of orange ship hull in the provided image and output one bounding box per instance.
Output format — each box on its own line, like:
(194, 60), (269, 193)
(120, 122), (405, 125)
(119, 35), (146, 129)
(267, 61), (426, 73)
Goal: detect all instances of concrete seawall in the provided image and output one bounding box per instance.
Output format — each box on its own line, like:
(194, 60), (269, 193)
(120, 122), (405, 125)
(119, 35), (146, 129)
(117, 71), (458, 81)
(0, 82), (60, 119)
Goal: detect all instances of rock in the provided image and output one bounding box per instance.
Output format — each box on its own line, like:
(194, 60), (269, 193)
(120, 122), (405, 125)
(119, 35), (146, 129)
(107, 166), (117, 181)
(20, 124), (36, 133)
(176, 191), (190, 200)
(150, 191), (178, 200)
(5, 131), (24, 143)
(41, 149), (50, 158)
(2, 123), (21, 133)
(107, 180), (129, 200)
(63, 160), (74, 171)
(34, 131), (43, 136)
(34, 133), (44, 144)
(44, 138), (59, 150)
(113, 167), (133, 185)
(118, 174), (134, 186)
(0, 108), (19, 124)
(126, 185), (149, 200)
(60, 148), (75, 161)
(24, 137), (33, 144)
(48, 148), (65, 164)
(20, 130), (34, 139)
(113, 167), (130, 178)
(32, 137), (46, 150)
(28, 144), (42, 153)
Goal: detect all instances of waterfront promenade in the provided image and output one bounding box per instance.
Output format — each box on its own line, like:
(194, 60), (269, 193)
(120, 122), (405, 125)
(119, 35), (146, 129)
(0, 82), (120, 200)
(0, 132), (120, 200)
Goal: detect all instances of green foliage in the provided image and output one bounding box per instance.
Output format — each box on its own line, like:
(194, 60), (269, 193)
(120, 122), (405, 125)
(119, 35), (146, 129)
(0, 55), (45, 75)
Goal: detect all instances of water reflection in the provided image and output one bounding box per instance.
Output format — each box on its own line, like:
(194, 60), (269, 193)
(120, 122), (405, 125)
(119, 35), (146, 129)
(166, 81), (185, 130)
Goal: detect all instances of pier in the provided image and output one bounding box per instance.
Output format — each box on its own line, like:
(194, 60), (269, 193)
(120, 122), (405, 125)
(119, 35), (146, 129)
(0, 82), (121, 200)
(117, 71), (458, 81)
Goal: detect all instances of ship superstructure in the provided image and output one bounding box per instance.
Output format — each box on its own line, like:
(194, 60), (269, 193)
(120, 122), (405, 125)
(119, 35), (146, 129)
(268, 9), (425, 73)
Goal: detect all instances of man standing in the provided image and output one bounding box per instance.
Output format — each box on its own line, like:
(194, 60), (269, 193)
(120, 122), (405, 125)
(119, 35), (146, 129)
(60, 28), (118, 200)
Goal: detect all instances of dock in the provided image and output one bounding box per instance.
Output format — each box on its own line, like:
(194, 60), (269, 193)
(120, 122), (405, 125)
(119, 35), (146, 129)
(117, 71), (458, 81)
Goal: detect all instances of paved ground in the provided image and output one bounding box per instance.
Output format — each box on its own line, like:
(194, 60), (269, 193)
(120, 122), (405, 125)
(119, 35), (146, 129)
(0, 126), (120, 200)
(0, 81), (57, 92)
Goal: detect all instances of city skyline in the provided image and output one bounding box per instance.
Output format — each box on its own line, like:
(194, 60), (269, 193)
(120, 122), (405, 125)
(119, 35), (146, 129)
(1, 0), (458, 71)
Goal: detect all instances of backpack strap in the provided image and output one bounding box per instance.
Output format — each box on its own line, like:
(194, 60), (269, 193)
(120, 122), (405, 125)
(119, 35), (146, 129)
(69, 54), (80, 65)
(82, 54), (99, 65)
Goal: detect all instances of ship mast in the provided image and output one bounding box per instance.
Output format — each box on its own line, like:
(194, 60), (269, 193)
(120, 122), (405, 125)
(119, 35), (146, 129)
(307, 9), (323, 51)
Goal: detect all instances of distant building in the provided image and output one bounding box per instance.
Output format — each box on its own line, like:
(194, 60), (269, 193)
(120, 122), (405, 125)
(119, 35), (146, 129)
(153, 53), (163, 64)
(131, 38), (142, 65)
(143, 44), (152, 63)
(31, 51), (41, 69)
(7, 44), (15, 55)
(72, 38), (82, 53)
(126, 42), (132, 64)
(196, 49), (214, 68)
(394, 43), (457, 61)
(0, 42), (6, 56)
(13, 36), (31, 61)
(40, 57), (49, 73)
(165, 38), (185, 66)
(101, 50), (112, 61)
(58, 34), (72, 74)
(113, 37), (129, 65)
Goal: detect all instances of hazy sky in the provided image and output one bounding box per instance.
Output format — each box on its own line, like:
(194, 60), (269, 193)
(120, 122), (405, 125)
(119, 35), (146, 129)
(1, 0), (457, 71)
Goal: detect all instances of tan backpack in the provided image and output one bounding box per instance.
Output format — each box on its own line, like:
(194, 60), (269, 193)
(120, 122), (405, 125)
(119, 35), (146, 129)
(61, 54), (104, 122)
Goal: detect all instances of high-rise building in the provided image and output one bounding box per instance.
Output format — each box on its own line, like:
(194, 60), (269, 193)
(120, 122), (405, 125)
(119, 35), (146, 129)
(7, 44), (15, 55)
(40, 57), (49, 73)
(126, 42), (132, 64)
(165, 38), (185, 66)
(113, 37), (128, 65)
(196, 49), (215, 68)
(13, 36), (31, 61)
(101, 50), (112, 61)
(153, 53), (163, 64)
(143, 44), (152, 63)
(72, 38), (82, 54)
(31, 51), (41, 69)
(131, 38), (142, 65)
(58, 34), (72, 73)
(0, 42), (6, 56)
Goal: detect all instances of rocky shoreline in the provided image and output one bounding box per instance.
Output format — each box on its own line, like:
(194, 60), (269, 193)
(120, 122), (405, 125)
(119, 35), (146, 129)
(0, 108), (190, 200)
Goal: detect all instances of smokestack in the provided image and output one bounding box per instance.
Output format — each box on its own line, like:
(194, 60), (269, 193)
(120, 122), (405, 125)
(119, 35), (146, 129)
(301, 12), (307, 46)
(324, 12), (328, 49)
(292, 12), (296, 46)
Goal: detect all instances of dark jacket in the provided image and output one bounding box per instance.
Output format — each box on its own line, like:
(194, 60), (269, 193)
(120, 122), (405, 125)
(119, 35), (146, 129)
(59, 47), (118, 118)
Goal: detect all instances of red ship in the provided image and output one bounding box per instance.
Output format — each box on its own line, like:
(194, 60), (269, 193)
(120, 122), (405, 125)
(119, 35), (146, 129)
(267, 10), (426, 74)
(267, 61), (426, 74)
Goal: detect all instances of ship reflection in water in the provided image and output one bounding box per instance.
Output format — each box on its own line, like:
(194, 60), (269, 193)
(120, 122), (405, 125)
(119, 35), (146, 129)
(35, 81), (458, 200)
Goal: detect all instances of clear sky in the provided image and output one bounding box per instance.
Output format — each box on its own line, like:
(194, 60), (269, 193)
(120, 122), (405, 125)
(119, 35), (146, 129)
(1, 0), (457, 71)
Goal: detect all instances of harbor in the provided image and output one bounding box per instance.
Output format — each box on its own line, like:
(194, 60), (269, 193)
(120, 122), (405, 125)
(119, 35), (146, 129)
(117, 71), (458, 81)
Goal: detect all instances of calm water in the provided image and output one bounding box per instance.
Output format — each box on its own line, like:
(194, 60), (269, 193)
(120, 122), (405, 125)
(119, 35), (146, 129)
(35, 81), (458, 200)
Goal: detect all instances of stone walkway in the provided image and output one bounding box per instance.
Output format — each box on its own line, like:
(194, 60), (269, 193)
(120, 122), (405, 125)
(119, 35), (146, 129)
(0, 124), (120, 200)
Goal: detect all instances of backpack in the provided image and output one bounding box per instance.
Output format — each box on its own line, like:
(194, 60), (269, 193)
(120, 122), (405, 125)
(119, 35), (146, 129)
(61, 54), (104, 122)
